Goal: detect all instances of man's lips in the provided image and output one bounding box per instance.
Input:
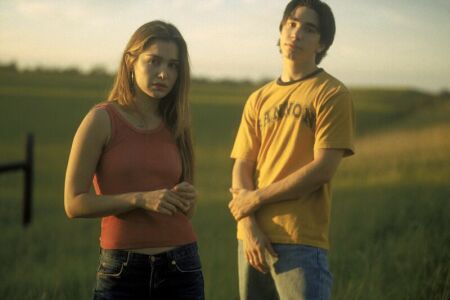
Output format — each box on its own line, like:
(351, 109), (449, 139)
(285, 43), (299, 50)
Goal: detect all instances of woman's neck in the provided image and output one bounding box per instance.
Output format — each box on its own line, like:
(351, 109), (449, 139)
(133, 89), (160, 118)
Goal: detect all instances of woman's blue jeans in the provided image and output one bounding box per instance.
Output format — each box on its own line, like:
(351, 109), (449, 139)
(93, 242), (204, 299)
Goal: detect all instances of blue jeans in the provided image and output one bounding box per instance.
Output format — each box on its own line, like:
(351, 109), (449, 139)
(93, 242), (204, 300)
(238, 241), (332, 300)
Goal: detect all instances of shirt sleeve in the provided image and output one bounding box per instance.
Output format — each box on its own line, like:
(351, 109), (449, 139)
(230, 93), (261, 161)
(314, 91), (355, 157)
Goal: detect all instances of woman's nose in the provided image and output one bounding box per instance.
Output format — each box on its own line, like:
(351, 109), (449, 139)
(158, 69), (167, 80)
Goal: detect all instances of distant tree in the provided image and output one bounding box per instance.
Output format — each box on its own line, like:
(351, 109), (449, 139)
(192, 77), (211, 84)
(60, 67), (81, 75)
(0, 61), (18, 73)
(89, 65), (110, 76)
(439, 88), (449, 99)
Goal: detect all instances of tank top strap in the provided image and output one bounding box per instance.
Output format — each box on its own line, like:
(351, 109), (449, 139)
(93, 102), (120, 151)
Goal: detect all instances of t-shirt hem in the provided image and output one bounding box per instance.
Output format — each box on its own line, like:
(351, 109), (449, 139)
(314, 142), (355, 157)
(236, 234), (329, 250)
(230, 153), (257, 162)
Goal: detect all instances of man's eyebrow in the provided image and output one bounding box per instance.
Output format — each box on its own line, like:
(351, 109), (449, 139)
(288, 17), (319, 29)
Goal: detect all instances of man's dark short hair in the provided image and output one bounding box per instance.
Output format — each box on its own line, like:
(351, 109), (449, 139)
(279, 0), (336, 64)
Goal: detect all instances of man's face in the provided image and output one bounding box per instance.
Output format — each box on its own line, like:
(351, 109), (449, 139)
(279, 6), (324, 62)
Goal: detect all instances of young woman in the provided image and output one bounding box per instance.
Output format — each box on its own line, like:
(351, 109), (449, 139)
(64, 21), (204, 299)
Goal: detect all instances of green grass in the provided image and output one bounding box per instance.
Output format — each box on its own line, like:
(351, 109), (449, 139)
(0, 70), (449, 299)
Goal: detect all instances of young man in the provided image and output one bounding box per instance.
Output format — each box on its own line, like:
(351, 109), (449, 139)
(229, 1), (355, 299)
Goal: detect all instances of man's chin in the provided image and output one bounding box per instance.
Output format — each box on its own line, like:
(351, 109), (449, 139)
(283, 52), (299, 61)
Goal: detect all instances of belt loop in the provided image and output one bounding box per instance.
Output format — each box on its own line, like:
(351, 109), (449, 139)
(124, 250), (131, 266)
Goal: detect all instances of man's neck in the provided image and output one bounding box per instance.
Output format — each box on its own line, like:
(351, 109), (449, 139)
(280, 58), (319, 82)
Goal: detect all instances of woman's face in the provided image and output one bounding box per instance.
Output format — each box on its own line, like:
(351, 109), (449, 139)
(133, 40), (179, 100)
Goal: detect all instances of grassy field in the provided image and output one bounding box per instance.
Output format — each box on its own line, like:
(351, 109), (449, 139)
(0, 69), (449, 299)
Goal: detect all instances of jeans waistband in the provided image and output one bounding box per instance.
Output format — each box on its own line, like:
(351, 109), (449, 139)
(100, 242), (198, 262)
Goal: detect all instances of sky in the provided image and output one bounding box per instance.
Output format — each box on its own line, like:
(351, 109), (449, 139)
(0, 0), (449, 92)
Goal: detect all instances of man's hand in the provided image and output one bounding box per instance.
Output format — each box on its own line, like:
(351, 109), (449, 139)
(228, 188), (261, 221)
(240, 218), (277, 273)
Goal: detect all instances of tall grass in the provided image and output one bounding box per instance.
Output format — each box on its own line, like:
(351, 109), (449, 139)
(0, 70), (449, 299)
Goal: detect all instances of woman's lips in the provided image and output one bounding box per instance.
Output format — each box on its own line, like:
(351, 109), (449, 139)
(152, 83), (168, 89)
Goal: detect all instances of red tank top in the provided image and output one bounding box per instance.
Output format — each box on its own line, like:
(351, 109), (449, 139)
(93, 103), (197, 249)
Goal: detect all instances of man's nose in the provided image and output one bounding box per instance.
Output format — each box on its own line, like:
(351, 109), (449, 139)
(295, 29), (303, 40)
(290, 26), (303, 40)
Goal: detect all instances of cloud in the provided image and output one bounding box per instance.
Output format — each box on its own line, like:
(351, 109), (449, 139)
(194, 0), (224, 12)
(154, 0), (225, 13)
(15, 0), (89, 21)
(377, 7), (416, 28)
(14, 0), (115, 27)
(16, 1), (55, 16)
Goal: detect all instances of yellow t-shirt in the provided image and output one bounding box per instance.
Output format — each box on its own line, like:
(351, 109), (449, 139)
(230, 69), (355, 249)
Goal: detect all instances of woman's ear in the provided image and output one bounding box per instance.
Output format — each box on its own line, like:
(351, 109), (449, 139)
(125, 52), (134, 69)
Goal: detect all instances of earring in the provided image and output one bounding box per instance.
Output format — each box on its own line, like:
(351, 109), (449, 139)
(129, 71), (135, 93)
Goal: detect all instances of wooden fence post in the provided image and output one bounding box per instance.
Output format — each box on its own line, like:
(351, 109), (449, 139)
(0, 133), (34, 226)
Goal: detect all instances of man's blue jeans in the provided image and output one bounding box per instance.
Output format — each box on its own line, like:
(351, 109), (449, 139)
(238, 240), (332, 300)
(93, 242), (204, 299)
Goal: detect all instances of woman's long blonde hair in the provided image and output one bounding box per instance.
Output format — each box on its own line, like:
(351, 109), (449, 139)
(107, 20), (194, 183)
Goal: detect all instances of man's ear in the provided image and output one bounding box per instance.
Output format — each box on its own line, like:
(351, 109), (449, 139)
(317, 43), (325, 54)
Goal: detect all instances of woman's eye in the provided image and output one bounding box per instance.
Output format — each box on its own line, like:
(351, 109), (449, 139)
(149, 58), (160, 65)
(169, 63), (179, 70)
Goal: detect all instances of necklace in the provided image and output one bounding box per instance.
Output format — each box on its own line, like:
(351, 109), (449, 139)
(127, 108), (147, 129)
(134, 114), (146, 128)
